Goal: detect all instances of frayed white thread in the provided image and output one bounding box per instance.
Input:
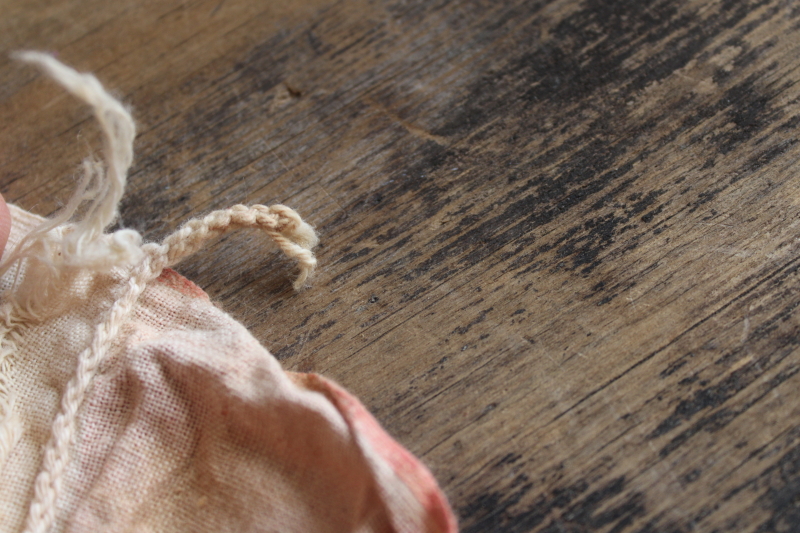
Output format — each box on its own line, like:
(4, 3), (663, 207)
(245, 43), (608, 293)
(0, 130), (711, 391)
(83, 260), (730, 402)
(0, 303), (23, 471)
(0, 52), (143, 320)
(0, 52), (145, 501)
(18, 54), (318, 533)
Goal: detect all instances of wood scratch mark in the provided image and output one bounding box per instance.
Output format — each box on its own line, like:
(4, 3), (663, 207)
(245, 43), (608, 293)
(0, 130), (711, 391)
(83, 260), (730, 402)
(740, 316), (751, 345)
(318, 183), (346, 214)
(364, 96), (448, 146)
(294, 330), (310, 361)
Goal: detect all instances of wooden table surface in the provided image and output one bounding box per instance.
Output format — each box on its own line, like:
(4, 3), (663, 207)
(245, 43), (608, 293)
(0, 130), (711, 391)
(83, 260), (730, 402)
(3, 1), (800, 531)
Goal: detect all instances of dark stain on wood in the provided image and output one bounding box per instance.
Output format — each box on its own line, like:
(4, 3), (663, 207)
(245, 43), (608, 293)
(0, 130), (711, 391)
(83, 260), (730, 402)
(4, 0), (800, 531)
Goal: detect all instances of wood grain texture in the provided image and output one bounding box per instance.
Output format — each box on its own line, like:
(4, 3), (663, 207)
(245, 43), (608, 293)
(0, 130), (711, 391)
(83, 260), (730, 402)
(3, 0), (800, 531)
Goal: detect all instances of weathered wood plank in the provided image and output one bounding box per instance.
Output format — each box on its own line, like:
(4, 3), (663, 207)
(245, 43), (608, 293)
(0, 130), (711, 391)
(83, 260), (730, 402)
(3, 0), (800, 531)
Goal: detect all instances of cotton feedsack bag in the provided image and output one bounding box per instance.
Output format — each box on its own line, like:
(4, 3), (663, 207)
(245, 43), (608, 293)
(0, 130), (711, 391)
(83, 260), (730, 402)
(0, 53), (458, 533)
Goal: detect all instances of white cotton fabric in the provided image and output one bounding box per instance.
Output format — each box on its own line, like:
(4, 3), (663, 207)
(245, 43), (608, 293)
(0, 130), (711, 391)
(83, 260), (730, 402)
(0, 52), (455, 533)
(0, 205), (456, 532)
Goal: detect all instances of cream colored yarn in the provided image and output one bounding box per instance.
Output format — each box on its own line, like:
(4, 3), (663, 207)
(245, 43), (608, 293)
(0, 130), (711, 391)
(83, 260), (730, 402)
(2, 53), (143, 320)
(0, 53), (317, 533)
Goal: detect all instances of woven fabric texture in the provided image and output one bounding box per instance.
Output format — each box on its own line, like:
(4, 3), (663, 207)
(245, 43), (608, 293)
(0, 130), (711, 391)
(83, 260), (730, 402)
(0, 204), (457, 533)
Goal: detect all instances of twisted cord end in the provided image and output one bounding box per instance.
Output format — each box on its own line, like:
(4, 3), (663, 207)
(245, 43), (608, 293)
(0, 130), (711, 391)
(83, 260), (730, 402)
(268, 205), (320, 251)
(265, 205), (318, 290)
(291, 252), (317, 292)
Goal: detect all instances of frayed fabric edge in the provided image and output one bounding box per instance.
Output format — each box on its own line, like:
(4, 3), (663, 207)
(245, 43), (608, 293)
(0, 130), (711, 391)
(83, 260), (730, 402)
(0, 303), (24, 474)
(0, 52), (143, 321)
(0, 53), (319, 533)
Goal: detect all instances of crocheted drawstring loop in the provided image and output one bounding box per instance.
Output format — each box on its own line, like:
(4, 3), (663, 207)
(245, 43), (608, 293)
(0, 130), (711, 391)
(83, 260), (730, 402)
(11, 53), (319, 533)
(145, 204), (318, 291)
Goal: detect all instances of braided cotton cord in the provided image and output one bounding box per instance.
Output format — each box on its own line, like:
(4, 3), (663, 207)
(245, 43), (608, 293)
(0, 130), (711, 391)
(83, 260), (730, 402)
(23, 204), (317, 533)
(23, 275), (144, 533)
(0, 53), (144, 533)
(144, 204), (318, 291)
(14, 53), (319, 533)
